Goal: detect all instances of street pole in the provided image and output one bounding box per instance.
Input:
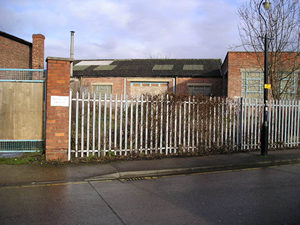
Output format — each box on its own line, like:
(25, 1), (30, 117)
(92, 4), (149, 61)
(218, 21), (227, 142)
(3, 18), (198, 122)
(259, 0), (271, 156)
(261, 33), (269, 156)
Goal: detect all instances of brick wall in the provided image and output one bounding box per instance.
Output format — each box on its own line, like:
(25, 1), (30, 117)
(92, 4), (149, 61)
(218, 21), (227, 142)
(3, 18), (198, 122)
(80, 77), (125, 95)
(223, 52), (300, 98)
(0, 32), (45, 69)
(176, 77), (224, 96)
(224, 52), (262, 98)
(79, 77), (175, 96)
(221, 54), (229, 97)
(0, 35), (31, 68)
(76, 76), (223, 96)
(46, 57), (72, 161)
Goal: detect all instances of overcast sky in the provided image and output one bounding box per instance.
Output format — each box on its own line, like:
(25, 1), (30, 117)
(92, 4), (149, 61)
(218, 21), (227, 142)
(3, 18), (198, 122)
(0, 0), (244, 61)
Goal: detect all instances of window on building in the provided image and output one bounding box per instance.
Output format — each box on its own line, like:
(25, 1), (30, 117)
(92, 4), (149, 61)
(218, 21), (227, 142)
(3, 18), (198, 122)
(188, 84), (212, 96)
(130, 81), (169, 87)
(242, 71), (263, 99)
(130, 81), (169, 96)
(280, 76), (297, 99)
(242, 71), (298, 99)
(92, 84), (112, 96)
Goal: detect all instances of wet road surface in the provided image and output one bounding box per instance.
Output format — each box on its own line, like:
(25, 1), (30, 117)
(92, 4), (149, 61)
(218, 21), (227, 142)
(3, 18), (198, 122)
(1, 164), (300, 225)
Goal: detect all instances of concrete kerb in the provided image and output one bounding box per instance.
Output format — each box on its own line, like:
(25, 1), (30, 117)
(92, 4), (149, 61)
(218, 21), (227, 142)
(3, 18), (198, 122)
(85, 158), (300, 181)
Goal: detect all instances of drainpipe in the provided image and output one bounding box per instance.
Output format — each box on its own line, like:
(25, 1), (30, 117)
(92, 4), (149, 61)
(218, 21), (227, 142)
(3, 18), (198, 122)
(124, 78), (127, 96)
(173, 77), (176, 93)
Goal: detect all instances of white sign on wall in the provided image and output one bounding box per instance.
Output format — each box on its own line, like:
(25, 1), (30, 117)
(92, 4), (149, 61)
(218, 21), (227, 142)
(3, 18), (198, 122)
(51, 96), (69, 107)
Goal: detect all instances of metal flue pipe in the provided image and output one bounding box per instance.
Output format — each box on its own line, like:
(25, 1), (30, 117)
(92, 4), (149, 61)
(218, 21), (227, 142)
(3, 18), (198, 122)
(70, 31), (75, 77)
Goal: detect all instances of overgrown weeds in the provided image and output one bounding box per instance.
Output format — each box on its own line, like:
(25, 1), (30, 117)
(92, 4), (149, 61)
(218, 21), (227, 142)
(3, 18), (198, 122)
(0, 152), (44, 165)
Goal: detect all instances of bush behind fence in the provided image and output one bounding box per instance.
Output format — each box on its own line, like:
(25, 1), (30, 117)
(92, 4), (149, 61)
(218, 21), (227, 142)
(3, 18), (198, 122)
(69, 92), (300, 158)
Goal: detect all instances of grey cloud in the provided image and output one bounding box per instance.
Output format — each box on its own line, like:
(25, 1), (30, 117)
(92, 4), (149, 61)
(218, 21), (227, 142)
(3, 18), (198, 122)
(1, 0), (241, 60)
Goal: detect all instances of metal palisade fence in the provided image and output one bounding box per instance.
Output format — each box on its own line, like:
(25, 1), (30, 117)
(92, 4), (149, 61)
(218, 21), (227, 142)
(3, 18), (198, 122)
(68, 91), (300, 159)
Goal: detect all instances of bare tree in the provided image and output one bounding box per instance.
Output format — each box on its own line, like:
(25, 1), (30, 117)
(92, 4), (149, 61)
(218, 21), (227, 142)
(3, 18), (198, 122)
(238, 0), (300, 99)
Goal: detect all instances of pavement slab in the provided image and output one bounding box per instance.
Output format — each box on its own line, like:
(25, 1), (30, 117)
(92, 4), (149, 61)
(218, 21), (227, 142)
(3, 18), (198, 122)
(0, 149), (300, 186)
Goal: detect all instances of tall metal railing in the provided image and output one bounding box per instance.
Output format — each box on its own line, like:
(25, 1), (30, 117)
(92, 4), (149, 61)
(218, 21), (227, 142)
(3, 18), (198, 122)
(68, 91), (300, 159)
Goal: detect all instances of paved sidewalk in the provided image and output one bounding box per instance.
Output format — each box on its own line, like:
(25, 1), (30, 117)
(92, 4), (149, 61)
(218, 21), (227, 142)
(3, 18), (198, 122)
(0, 149), (300, 186)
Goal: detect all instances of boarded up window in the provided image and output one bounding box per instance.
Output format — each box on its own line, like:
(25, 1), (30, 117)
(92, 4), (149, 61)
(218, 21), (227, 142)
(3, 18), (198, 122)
(92, 84), (112, 95)
(188, 85), (211, 96)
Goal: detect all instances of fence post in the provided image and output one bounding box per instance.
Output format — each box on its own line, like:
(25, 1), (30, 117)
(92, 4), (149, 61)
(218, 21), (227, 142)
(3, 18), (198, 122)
(238, 97), (243, 150)
(45, 57), (72, 161)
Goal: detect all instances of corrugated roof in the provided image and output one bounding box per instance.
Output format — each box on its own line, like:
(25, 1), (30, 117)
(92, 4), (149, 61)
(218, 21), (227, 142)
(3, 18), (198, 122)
(73, 59), (222, 78)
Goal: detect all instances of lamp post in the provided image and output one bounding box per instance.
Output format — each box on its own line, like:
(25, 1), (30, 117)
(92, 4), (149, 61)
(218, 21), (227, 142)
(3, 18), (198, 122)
(259, 0), (271, 156)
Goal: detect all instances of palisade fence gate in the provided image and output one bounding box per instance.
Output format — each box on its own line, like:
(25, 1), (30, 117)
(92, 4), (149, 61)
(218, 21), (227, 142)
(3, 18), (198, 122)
(0, 68), (46, 153)
(68, 91), (300, 160)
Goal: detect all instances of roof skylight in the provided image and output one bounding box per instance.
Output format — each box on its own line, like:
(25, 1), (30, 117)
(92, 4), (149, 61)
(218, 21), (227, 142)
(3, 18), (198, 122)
(94, 65), (117, 71)
(73, 65), (90, 71)
(183, 65), (204, 70)
(152, 65), (174, 70)
(76, 61), (113, 66)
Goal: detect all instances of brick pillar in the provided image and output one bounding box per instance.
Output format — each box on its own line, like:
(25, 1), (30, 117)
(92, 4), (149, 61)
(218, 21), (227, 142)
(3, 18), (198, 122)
(46, 57), (73, 161)
(32, 34), (45, 69)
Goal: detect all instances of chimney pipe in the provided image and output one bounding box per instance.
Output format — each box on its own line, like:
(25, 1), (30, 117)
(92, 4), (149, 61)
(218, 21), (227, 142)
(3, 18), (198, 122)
(70, 31), (75, 59)
(70, 31), (75, 77)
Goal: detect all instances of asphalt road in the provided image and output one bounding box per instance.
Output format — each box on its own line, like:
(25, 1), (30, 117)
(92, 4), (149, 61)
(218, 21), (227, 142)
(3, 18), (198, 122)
(1, 164), (300, 225)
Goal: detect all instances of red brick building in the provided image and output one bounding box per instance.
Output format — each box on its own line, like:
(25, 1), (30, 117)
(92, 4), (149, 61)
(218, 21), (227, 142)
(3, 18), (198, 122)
(0, 31), (45, 69)
(222, 51), (300, 99)
(72, 59), (223, 97)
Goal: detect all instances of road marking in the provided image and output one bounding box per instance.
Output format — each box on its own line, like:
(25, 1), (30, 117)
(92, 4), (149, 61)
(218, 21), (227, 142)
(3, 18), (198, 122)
(191, 167), (262, 176)
(190, 162), (300, 176)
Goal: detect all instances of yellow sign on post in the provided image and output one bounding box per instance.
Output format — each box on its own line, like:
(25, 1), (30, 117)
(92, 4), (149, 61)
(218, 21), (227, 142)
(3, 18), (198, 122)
(264, 84), (271, 89)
